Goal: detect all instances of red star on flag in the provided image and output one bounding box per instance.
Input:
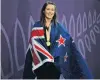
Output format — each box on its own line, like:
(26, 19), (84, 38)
(56, 35), (66, 47)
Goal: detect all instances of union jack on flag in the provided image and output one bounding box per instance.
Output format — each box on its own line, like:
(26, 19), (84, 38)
(27, 27), (54, 70)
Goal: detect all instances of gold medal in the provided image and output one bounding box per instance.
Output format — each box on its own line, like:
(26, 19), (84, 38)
(46, 41), (51, 46)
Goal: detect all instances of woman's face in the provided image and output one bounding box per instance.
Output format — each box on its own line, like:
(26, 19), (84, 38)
(44, 4), (55, 20)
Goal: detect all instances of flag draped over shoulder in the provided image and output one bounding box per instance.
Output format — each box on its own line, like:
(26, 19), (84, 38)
(29, 27), (54, 70)
(23, 21), (93, 79)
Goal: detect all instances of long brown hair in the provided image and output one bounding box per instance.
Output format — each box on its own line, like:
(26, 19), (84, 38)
(40, 1), (57, 26)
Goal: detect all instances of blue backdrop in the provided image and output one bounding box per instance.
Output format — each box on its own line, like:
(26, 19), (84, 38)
(1, 0), (100, 79)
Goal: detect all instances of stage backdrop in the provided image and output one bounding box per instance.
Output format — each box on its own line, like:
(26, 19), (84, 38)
(1, 0), (100, 79)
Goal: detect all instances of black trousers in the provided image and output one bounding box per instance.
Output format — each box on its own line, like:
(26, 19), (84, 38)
(23, 48), (61, 79)
(34, 62), (61, 79)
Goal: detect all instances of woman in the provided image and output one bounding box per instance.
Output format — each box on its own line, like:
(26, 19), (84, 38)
(23, 1), (93, 79)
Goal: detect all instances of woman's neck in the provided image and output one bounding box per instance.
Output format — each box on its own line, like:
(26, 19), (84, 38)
(45, 18), (52, 28)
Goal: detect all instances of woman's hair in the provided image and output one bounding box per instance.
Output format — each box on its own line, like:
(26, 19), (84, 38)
(40, 1), (57, 26)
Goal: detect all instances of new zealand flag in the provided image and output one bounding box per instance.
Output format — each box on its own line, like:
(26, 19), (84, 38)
(23, 21), (93, 79)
